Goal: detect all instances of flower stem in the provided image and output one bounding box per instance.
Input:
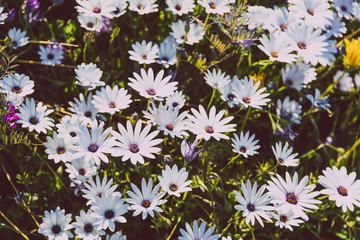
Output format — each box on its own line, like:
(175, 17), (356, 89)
(207, 88), (216, 110)
(240, 107), (252, 132)
(321, 71), (346, 97)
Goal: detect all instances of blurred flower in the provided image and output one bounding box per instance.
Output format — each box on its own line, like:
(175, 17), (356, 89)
(353, 2), (360, 22)
(231, 131), (260, 158)
(232, 76), (270, 109)
(324, 13), (347, 38)
(75, 62), (104, 90)
(233, 180), (273, 227)
(343, 38), (360, 68)
(166, 0), (195, 16)
(178, 220), (221, 240)
(5, 92), (24, 107)
(181, 139), (202, 162)
(96, 16), (111, 35)
(68, 93), (99, 125)
(156, 36), (177, 68)
(3, 101), (19, 129)
(128, 40), (159, 64)
(17, 98), (54, 133)
(6, 9), (16, 22)
(105, 231), (127, 240)
(325, 136), (333, 145)
(125, 178), (167, 220)
(318, 166), (360, 212)
(38, 207), (73, 240)
(92, 85), (132, 115)
(65, 157), (98, 183)
(0, 7), (8, 24)
(0, 73), (34, 97)
(265, 6), (300, 33)
(355, 74), (360, 90)
(235, 29), (255, 50)
(7, 28), (29, 49)
(250, 71), (266, 89)
(128, 0), (158, 14)
(82, 175), (120, 206)
(243, 6), (272, 30)
(56, 115), (84, 144)
(271, 142), (299, 167)
(272, 209), (303, 231)
(76, 0), (115, 18)
(158, 164), (192, 197)
(112, 120), (163, 165)
(38, 45), (64, 66)
(165, 90), (186, 109)
(91, 192), (128, 232)
(333, 70), (353, 92)
(186, 105), (236, 141)
(204, 68), (231, 89)
(267, 172), (321, 221)
(73, 210), (105, 240)
(281, 62), (316, 90)
(274, 124), (298, 144)
(128, 68), (178, 101)
(277, 96), (302, 124)
(170, 19), (205, 45)
(44, 131), (74, 163)
(77, 14), (105, 31)
(23, 0), (43, 24)
(110, 0), (127, 17)
(333, 0), (353, 20)
(70, 178), (85, 197)
(306, 88), (331, 110)
(198, 0), (232, 15)
(219, 76), (241, 108)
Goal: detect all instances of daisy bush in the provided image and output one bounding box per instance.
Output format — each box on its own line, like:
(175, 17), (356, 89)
(1, 0), (360, 239)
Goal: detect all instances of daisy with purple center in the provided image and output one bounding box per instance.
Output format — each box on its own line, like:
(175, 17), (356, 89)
(231, 131), (260, 158)
(68, 93), (99, 125)
(76, 0), (116, 19)
(166, 0), (195, 16)
(44, 131), (74, 163)
(178, 220), (221, 240)
(82, 175), (120, 206)
(0, 73), (34, 97)
(271, 142), (299, 167)
(128, 40), (159, 64)
(272, 209), (304, 231)
(158, 164), (192, 197)
(128, 0), (158, 15)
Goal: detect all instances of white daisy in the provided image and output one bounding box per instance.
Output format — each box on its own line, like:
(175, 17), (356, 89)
(68, 93), (99, 125)
(91, 192), (128, 232)
(271, 142), (299, 167)
(318, 166), (360, 212)
(38, 207), (73, 240)
(92, 85), (132, 115)
(165, 90), (186, 109)
(44, 131), (74, 163)
(156, 36), (177, 68)
(0, 7), (8, 24)
(353, 2), (360, 22)
(17, 98), (54, 133)
(272, 209), (304, 231)
(75, 62), (104, 90)
(128, 68), (178, 101)
(198, 0), (231, 15)
(324, 13), (347, 38)
(281, 62), (316, 90)
(38, 45), (64, 66)
(306, 88), (331, 110)
(266, 172), (321, 221)
(334, 70), (353, 92)
(128, 40), (159, 64)
(242, 6), (273, 30)
(112, 120), (163, 165)
(56, 115), (84, 144)
(65, 157), (99, 183)
(110, 0), (127, 17)
(316, 38), (337, 67)
(7, 28), (29, 49)
(158, 164), (192, 197)
(170, 19), (205, 45)
(77, 14), (105, 32)
(82, 175), (120, 205)
(76, 0), (115, 19)
(178, 220), (221, 240)
(4, 92), (24, 107)
(204, 68), (231, 89)
(71, 121), (116, 166)
(105, 231), (127, 240)
(233, 180), (273, 227)
(186, 105), (236, 141)
(73, 210), (105, 240)
(231, 76), (270, 109)
(258, 32), (297, 63)
(0, 73), (34, 97)
(219, 76), (242, 108)
(231, 131), (260, 158)
(276, 96), (302, 124)
(166, 0), (195, 16)
(128, 0), (158, 15)
(125, 178), (167, 220)
(334, 0), (353, 19)
(266, 6), (300, 33)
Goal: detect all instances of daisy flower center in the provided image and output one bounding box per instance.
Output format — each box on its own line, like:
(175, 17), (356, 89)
(286, 192), (298, 204)
(172, 102), (179, 107)
(88, 144), (98, 153)
(29, 117), (38, 125)
(108, 101), (116, 108)
(104, 210), (114, 219)
(175, 4), (182, 11)
(138, 4), (145, 10)
(12, 85), (22, 94)
(142, 200), (151, 208)
(285, 79), (293, 86)
(84, 111), (92, 118)
(78, 168), (86, 175)
(227, 93), (235, 100)
(166, 124), (174, 131)
(278, 158), (285, 164)
(129, 143), (140, 153)
(141, 54), (148, 60)
(205, 126), (214, 133)
(209, 2), (216, 9)
(51, 225), (61, 234)
(93, 7), (101, 13)
(298, 41), (307, 50)
(243, 97), (251, 104)
(87, 22), (94, 28)
(113, 7), (120, 14)
(47, 53), (54, 60)
(12, 41), (18, 47)
(97, 192), (102, 198)
(247, 203), (255, 212)
(181, 35), (188, 41)
(307, 8), (314, 15)
(146, 88), (156, 95)
(341, 5), (347, 12)
(57, 146), (65, 154)
(161, 56), (169, 62)
(280, 24), (288, 31)
(271, 51), (279, 58)
(337, 186), (348, 196)
(84, 223), (93, 233)
(169, 184), (178, 191)
(239, 146), (247, 153)
(279, 215), (288, 222)
(70, 132), (77, 137)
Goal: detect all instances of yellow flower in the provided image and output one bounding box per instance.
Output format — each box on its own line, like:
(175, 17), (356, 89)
(343, 38), (360, 68)
(250, 72), (266, 88)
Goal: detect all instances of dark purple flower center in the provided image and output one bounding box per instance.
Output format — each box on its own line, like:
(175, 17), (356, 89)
(286, 193), (298, 204)
(209, 2), (216, 9)
(280, 24), (288, 31)
(47, 53), (54, 60)
(93, 7), (101, 13)
(285, 79), (293, 86)
(138, 4), (145, 10)
(166, 124), (174, 131)
(142, 200), (151, 208)
(97, 192), (102, 198)
(240, 146), (247, 153)
(243, 97), (251, 103)
(341, 5), (347, 12)
(12, 41), (18, 47)
(247, 203), (255, 212)
(307, 8), (314, 15)
(146, 88), (156, 96)
(169, 184), (178, 191)
(280, 215), (288, 222)
(57, 146), (65, 154)
(87, 22), (94, 28)
(88, 144), (98, 153)
(51, 225), (61, 234)
(337, 186), (348, 196)
(108, 101), (116, 108)
(12, 85), (22, 94)
(205, 126), (214, 133)
(227, 93), (235, 100)
(113, 7), (120, 14)
(172, 102), (179, 107)
(84, 223), (93, 233)
(298, 41), (307, 49)
(175, 4), (182, 11)
(129, 143), (139, 153)
(70, 132), (77, 137)
(78, 168), (86, 175)
(104, 210), (114, 219)
(29, 117), (38, 125)
(84, 111), (92, 118)
(141, 54), (148, 60)
(278, 158), (285, 164)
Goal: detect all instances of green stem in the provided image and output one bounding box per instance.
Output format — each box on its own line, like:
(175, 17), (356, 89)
(207, 88), (216, 110)
(321, 71), (346, 97)
(166, 214), (183, 240)
(240, 107), (252, 132)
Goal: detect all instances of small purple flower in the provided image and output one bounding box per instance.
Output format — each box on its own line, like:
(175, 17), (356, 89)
(24, 0), (40, 14)
(168, 69), (176, 82)
(181, 139), (202, 162)
(235, 29), (256, 50)
(96, 16), (111, 36)
(6, 9), (16, 22)
(275, 125), (298, 144)
(4, 102), (19, 129)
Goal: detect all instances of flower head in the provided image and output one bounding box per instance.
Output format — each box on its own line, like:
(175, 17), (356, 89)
(38, 207), (73, 240)
(158, 164), (192, 197)
(82, 175), (120, 205)
(128, 0), (158, 14)
(181, 139), (203, 162)
(38, 45), (64, 66)
(44, 131), (74, 163)
(7, 28), (29, 49)
(129, 40), (159, 64)
(76, 0), (116, 18)
(306, 88), (331, 110)
(272, 209), (304, 231)
(73, 210), (105, 240)
(343, 38), (360, 68)
(166, 0), (195, 16)
(75, 63), (104, 90)
(204, 68), (231, 89)
(271, 142), (299, 167)
(231, 131), (260, 158)
(0, 73), (34, 97)
(178, 220), (221, 240)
